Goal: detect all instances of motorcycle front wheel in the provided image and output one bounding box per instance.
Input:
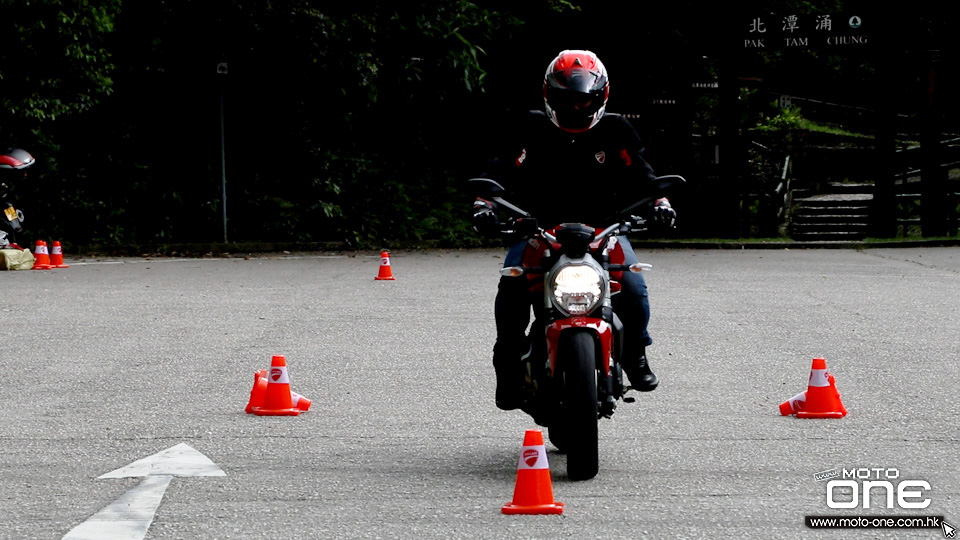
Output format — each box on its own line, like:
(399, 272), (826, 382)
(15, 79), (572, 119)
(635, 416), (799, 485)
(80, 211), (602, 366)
(557, 330), (599, 480)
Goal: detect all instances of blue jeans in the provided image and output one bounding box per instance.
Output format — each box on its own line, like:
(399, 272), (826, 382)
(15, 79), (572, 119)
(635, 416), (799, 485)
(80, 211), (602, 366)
(493, 236), (652, 369)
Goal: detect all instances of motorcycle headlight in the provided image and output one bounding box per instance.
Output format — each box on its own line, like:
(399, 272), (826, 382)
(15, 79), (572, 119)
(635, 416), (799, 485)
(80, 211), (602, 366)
(551, 264), (603, 316)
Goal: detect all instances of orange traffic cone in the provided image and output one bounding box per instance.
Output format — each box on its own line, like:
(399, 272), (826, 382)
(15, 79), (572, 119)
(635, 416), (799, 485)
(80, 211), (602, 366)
(502, 430), (564, 515)
(50, 241), (69, 268)
(779, 373), (847, 416)
(251, 355), (301, 416)
(827, 373), (848, 417)
(291, 390), (311, 411)
(245, 370), (266, 414)
(796, 358), (847, 418)
(32, 240), (52, 270)
(375, 250), (395, 280)
(245, 369), (312, 413)
(779, 391), (807, 416)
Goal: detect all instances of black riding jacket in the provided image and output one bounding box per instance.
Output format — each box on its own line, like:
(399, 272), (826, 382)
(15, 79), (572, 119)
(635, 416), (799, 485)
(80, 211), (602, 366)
(482, 110), (659, 227)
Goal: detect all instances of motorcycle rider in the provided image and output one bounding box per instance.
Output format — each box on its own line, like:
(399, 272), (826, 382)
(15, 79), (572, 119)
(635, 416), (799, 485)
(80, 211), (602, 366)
(472, 50), (677, 410)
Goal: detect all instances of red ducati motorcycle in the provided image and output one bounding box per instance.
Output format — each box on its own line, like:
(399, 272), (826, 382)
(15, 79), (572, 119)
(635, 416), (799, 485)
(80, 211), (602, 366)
(471, 175), (684, 480)
(0, 148), (35, 249)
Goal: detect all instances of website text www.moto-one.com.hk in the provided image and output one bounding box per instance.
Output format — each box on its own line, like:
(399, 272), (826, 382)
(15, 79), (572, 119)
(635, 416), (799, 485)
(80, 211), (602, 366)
(804, 515), (944, 530)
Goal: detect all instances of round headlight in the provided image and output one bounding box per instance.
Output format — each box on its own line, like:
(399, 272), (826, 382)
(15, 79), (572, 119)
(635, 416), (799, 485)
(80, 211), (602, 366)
(551, 264), (603, 315)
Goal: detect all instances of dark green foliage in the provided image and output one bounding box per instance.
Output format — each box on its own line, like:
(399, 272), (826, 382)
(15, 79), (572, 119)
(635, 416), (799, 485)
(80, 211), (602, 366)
(0, 0), (120, 123)
(1, 0), (545, 247)
(1, 1), (955, 247)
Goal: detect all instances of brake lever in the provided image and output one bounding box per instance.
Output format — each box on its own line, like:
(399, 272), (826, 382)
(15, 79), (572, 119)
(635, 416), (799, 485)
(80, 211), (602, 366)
(630, 215), (649, 232)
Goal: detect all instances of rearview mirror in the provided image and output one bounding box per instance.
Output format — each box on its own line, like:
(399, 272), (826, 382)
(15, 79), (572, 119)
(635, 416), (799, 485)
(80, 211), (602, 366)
(467, 177), (506, 197)
(653, 175), (686, 192)
(618, 175), (686, 216)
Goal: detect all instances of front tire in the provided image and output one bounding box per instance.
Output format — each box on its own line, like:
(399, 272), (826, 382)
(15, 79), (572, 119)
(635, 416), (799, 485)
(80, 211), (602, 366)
(559, 330), (599, 480)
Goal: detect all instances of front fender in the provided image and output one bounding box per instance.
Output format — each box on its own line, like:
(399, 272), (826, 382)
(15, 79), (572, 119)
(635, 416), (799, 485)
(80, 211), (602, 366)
(545, 317), (612, 376)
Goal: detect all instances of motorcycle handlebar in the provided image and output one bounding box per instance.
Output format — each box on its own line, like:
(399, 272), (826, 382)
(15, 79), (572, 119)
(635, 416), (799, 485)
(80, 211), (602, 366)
(474, 174), (682, 241)
(502, 217), (646, 246)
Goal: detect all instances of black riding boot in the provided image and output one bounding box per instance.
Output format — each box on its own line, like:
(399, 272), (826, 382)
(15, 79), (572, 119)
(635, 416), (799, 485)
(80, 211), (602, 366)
(493, 357), (523, 410)
(493, 275), (532, 410)
(623, 348), (659, 392)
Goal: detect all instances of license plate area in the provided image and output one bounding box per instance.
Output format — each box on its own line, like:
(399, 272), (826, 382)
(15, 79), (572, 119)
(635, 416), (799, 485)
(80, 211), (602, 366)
(3, 206), (16, 222)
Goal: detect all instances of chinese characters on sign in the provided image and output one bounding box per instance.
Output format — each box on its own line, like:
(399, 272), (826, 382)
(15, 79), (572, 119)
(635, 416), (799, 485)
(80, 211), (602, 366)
(745, 14), (868, 49)
(783, 15), (800, 33)
(816, 15), (832, 31)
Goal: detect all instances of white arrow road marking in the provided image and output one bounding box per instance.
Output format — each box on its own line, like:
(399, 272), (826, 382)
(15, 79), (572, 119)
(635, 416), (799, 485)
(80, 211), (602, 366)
(97, 442), (226, 479)
(62, 476), (173, 540)
(63, 443), (225, 540)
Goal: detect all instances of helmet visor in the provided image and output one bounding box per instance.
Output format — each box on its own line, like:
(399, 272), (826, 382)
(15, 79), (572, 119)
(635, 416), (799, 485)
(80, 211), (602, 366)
(546, 87), (605, 130)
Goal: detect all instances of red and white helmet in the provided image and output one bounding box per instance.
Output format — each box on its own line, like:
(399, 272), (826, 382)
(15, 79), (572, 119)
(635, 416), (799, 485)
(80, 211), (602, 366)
(543, 50), (609, 133)
(0, 148), (34, 170)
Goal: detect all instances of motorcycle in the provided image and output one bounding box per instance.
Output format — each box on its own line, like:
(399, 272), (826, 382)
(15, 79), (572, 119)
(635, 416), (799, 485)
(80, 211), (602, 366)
(470, 175), (684, 480)
(0, 148), (35, 249)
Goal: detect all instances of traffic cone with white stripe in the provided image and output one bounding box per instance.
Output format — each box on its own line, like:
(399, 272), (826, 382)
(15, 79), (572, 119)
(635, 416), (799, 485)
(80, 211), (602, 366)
(779, 373), (845, 416)
(50, 241), (69, 268)
(32, 240), (52, 270)
(251, 355), (301, 416)
(779, 391), (807, 416)
(375, 250), (395, 280)
(502, 430), (564, 515)
(796, 358), (847, 418)
(245, 369), (311, 413)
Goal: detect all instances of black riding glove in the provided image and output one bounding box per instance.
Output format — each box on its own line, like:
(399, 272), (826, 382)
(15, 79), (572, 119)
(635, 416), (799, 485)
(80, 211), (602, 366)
(472, 198), (500, 235)
(651, 198), (677, 229)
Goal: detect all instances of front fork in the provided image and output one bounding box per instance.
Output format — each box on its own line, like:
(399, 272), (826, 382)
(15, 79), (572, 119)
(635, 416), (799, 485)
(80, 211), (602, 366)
(544, 317), (623, 418)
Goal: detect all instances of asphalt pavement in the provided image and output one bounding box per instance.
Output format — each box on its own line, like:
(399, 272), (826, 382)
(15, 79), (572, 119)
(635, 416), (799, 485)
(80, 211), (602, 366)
(0, 247), (957, 539)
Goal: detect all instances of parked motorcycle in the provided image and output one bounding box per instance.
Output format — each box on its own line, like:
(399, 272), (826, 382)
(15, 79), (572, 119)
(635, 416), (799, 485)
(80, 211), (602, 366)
(470, 175), (684, 480)
(0, 148), (35, 249)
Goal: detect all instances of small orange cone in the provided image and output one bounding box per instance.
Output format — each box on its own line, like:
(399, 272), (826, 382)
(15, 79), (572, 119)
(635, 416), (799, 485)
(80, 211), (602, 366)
(779, 391), (807, 416)
(50, 241), (69, 268)
(246, 369), (311, 413)
(32, 240), (52, 270)
(251, 355), (301, 416)
(375, 250), (395, 280)
(291, 389), (312, 412)
(827, 373), (848, 417)
(502, 430), (564, 515)
(796, 358), (847, 418)
(245, 370), (267, 414)
(779, 374), (846, 416)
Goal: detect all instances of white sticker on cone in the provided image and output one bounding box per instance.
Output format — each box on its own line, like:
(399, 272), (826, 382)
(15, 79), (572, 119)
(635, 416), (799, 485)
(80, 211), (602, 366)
(269, 367), (290, 384)
(809, 369), (829, 388)
(517, 444), (549, 470)
(788, 392), (806, 412)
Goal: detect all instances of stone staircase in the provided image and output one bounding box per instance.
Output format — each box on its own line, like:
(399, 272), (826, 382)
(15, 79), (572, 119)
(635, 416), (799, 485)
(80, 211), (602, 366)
(790, 183), (873, 241)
